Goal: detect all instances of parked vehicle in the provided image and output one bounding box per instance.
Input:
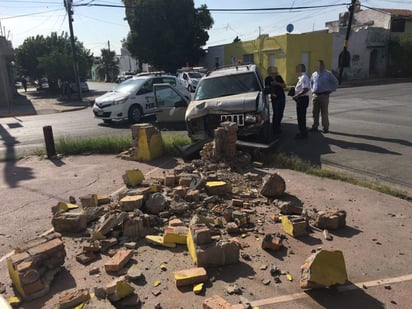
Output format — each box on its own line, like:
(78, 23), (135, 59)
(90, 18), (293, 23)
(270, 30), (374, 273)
(69, 81), (89, 93)
(153, 64), (274, 148)
(93, 74), (190, 124)
(116, 71), (135, 83)
(177, 71), (203, 92)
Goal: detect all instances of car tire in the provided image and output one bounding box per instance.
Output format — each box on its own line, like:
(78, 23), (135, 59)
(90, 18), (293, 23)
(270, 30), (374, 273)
(128, 105), (143, 124)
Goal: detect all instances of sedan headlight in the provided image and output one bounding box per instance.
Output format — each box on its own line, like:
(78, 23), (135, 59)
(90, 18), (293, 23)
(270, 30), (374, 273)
(113, 97), (128, 105)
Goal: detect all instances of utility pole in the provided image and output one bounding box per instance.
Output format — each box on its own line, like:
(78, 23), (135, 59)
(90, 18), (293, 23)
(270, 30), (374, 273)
(64, 0), (82, 101)
(338, 0), (357, 84)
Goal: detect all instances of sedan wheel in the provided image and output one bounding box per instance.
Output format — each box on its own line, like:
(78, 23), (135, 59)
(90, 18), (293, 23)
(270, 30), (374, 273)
(128, 105), (142, 124)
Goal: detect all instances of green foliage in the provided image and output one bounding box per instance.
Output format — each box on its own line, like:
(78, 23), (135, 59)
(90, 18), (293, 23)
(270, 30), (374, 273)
(99, 48), (119, 82)
(388, 33), (412, 77)
(56, 135), (132, 155)
(123, 0), (213, 73)
(15, 32), (93, 88)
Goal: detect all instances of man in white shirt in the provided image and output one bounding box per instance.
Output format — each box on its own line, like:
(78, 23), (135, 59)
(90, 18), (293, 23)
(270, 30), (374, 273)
(292, 64), (310, 139)
(310, 60), (339, 133)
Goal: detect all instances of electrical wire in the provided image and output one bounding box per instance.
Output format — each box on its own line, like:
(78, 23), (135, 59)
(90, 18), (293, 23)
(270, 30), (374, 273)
(0, 8), (62, 20)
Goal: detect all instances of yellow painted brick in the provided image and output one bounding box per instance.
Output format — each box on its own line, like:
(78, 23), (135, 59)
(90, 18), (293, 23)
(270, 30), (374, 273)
(163, 228), (188, 245)
(145, 235), (176, 248)
(173, 267), (207, 287)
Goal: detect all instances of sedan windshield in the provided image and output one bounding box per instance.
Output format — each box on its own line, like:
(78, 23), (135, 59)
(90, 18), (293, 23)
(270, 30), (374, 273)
(194, 72), (260, 100)
(188, 72), (202, 79)
(112, 78), (146, 94)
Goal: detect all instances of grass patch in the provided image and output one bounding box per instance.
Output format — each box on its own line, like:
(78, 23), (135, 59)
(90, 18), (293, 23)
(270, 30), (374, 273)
(265, 152), (411, 202)
(54, 134), (191, 157)
(56, 135), (132, 155)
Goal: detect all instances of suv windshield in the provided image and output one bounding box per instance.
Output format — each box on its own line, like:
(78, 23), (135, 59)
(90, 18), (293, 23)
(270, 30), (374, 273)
(112, 78), (146, 94)
(194, 72), (260, 100)
(188, 72), (202, 78)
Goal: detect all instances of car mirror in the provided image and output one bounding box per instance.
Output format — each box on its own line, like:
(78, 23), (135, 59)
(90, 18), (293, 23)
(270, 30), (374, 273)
(174, 100), (187, 108)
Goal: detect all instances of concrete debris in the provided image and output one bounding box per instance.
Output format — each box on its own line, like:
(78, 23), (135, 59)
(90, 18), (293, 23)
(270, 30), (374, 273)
(281, 215), (309, 237)
(261, 233), (285, 251)
(105, 276), (135, 302)
(4, 121), (354, 307)
(300, 250), (348, 289)
(7, 233), (66, 300)
(260, 173), (286, 198)
(314, 210), (347, 230)
(274, 199), (303, 215)
(173, 267), (208, 287)
(58, 288), (90, 309)
(51, 212), (87, 233)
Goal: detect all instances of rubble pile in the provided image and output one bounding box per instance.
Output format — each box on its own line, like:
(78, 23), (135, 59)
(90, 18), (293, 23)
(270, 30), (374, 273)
(3, 122), (352, 307)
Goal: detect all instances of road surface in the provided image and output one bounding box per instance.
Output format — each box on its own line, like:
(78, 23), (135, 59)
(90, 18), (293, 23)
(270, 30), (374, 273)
(0, 81), (410, 194)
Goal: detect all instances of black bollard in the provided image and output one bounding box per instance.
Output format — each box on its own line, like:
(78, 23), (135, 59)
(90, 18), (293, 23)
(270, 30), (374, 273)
(43, 125), (56, 158)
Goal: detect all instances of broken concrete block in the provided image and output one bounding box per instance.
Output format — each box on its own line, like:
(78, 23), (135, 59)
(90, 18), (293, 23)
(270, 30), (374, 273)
(130, 123), (164, 161)
(169, 202), (189, 215)
(275, 200), (303, 215)
(188, 225), (239, 267)
(83, 206), (105, 223)
(205, 181), (231, 195)
(191, 224), (212, 245)
(226, 222), (239, 235)
(314, 210), (347, 230)
(51, 202), (78, 214)
(261, 233), (284, 251)
(122, 215), (154, 239)
(172, 185), (187, 198)
(76, 251), (98, 265)
(164, 226), (188, 245)
(203, 295), (234, 309)
(122, 169), (145, 187)
(173, 267), (208, 287)
(93, 212), (128, 239)
(97, 195), (111, 205)
(146, 192), (167, 214)
(169, 218), (184, 227)
(79, 194), (98, 208)
(126, 264), (143, 281)
(231, 199), (244, 207)
(106, 276), (135, 302)
(232, 211), (249, 227)
(179, 176), (193, 187)
(58, 289), (90, 309)
(7, 234), (66, 300)
(260, 173), (286, 198)
(119, 195), (144, 211)
(281, 215), (309, 237)
(164, 174), (176, 187)
(185, 189), (200, 202)
(104, 249), (134, 273)
(52, 212), (87, 233)
(300, 250), (348, 289)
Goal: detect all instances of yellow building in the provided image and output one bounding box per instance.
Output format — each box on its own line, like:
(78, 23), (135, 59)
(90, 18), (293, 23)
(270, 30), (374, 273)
(208, 31), (334, 85)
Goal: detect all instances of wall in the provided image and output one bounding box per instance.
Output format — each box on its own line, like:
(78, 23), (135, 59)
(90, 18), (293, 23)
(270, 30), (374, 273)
(204, 45), (224, 71)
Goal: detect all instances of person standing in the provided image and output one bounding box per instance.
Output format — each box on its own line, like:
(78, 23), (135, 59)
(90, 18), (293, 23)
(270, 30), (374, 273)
(21, 76), (27, 92)
(292, 64), (310, 139)
(310, 60), (339, 133)
(264, 66), (286, 134)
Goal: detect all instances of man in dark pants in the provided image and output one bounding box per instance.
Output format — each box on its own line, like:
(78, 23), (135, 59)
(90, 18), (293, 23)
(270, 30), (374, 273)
(264, 66), (286, 134)
(292, 64), (310, 139)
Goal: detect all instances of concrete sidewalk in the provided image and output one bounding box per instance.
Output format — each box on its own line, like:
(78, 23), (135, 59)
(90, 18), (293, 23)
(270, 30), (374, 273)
(0, 88), (93, 118)
(0, 154), (411, 308)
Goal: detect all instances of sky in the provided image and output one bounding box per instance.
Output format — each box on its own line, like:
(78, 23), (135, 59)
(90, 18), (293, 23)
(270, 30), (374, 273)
(1, 0), (412, 57)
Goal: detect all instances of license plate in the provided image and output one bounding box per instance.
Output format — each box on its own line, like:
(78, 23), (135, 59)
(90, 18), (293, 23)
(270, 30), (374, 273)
(221, 114), (244, 126)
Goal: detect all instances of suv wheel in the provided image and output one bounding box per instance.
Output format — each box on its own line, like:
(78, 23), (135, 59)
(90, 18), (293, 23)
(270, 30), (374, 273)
(128, 105), (142, 124)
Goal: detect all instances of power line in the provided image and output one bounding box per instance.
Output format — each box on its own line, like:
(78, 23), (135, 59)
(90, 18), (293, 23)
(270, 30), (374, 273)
(0, 8), (62, 20)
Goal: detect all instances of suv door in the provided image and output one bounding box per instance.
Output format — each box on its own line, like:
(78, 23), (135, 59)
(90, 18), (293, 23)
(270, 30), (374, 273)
(153, 84), (189, 124)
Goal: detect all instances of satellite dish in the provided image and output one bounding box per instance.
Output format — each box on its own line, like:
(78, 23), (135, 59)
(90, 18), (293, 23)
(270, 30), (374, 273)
(286, 24), (294, 33)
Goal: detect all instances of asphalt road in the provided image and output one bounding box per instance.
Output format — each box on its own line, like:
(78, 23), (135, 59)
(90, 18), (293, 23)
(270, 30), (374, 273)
(0, 81), (410, 194)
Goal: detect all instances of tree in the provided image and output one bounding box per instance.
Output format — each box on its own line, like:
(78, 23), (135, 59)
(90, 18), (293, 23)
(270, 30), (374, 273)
(15, 32), (93, 90)
(388, 33), (412, 77)
(233, 36), (241, 43)
(123, 0), (213, 73)
(100, 48), (119, 82)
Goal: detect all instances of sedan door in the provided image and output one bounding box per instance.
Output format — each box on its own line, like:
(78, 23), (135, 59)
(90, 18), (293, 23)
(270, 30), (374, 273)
(153, 84), (189, 124)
